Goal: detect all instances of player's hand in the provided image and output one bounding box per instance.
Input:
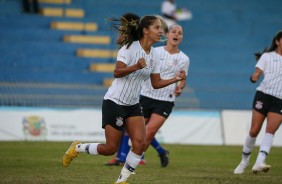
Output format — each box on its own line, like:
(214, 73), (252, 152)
(175, 86), (182, 97)
(136, 58), (147, 69)
(175, 70), (186, 81)
(250, 75), (256, 83)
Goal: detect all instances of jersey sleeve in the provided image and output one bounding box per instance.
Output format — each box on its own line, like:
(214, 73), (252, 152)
(255, 53), (268, 71)
(117, 45), (130, 65)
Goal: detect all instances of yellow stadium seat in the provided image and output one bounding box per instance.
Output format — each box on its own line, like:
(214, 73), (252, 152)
(50, 22), (98, 31)
(89, 63), (115, 72)
(103, 78), (114, 87)
(77, 49), (117, 58)
(38, 0), (71, 4)
(64, 35), (111, 44)
(40, 8), (84, 17)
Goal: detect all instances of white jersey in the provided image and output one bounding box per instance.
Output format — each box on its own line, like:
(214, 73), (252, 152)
(256, 51), (282, 99)
(141, 46), (190, 102)
(104, 41), (161, 105)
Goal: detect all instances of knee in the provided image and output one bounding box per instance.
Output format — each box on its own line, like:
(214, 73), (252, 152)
(249, 129), (259, 137)
(131, 138), (146, 151)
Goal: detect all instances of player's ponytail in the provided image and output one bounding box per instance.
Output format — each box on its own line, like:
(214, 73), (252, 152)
(254, 30), (282, 61)
(107, 13), (140, 49)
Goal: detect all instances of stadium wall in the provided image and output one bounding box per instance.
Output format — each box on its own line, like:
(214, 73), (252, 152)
(0, 107), (281, 146)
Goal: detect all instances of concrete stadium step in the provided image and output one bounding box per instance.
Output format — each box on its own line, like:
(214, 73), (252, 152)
(77, 49), (117, 58)
(0, 81), (107, 107)
(64, 35), (111, 44)
(50, 21), (97, 31)
(40, 7), (84, 18)
(0, 69), (113, 85)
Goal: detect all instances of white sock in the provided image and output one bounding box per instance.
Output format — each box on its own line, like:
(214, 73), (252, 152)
(242, 134), (256, 161)
(116, 150), (142, 183)
(76, 143), (99, 155)
(256, 133), (274, 164)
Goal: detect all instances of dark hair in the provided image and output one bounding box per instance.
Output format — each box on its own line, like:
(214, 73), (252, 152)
(255, 30), (282, 60)
(107, 13), (140, 49)
(108, 15), (160, 49)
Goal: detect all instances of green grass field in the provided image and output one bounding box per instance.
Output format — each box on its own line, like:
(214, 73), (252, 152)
(0, 142), (281, 184)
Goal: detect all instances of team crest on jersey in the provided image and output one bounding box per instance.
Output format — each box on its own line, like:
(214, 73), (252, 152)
(255, 101), (263, 109)
(116, 117), (124, 127)
(173, 59), (179, 66)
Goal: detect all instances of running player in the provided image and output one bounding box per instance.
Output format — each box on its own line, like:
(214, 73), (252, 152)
(107, 24), (190, 168)
(62, 15), (186, 184)
(234, 30), (282, 174)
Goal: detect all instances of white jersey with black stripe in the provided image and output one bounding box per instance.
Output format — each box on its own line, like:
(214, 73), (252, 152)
(141, 46), (190, 102)
(104, 41), (161, 105)
(256, 51), (282, 99)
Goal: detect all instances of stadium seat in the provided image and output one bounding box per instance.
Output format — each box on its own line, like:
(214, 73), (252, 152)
(64, 35), (111, 44)
(77, 49), (117, 58)
(89, 63), (115, 72)
(40, 8), (84, 17)
(50, 21), (97, 31)
(38, 0), (71, 4)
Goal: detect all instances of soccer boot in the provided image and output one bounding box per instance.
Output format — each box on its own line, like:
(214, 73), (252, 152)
(159, 150), (169, 167)
(234, 160), (249, 174)
(62, 140), (81, 167)
(139, 159), (146, 165)
(252, 162), (271, 173)
(114, 182), (128, 184)
(105, 157), (125, 166)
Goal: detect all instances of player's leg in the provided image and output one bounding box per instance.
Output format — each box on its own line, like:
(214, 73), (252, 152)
(234, 109), (265, 174)
(106, 130), (130, 166)
(115, 116), (145, 183)
(63, 125), (122, 167)
(145, 113), (169, 167)
(252, 112), (282, 173)
(63, 99), (124, 167)
(151, 137), (166, 156)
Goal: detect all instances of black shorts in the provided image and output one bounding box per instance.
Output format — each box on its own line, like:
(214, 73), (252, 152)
(139, 95), (174, 119)
(252, 91), (282, 116)
(102, 99), (143, 131)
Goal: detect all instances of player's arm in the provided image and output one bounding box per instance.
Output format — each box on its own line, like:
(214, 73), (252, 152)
(250, 67), (263, 83)
(114, 58), (147, 78)
(150, 70), (186, 89)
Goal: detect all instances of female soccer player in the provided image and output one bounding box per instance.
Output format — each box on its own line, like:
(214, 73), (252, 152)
(107, 24), (190, 168)
(62, 15), (186, 184)
(234, 30), (282, 174)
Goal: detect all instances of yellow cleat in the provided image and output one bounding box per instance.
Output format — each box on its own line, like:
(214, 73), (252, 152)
(114, 182), (128, 184)
(62, 140), (81, 167)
